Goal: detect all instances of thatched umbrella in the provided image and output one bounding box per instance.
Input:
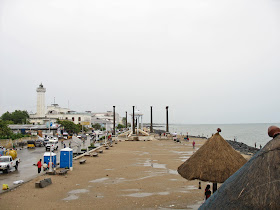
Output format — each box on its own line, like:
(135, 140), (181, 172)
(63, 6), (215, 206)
(178, 129), (247, 192)
(199, 126), (280, 209)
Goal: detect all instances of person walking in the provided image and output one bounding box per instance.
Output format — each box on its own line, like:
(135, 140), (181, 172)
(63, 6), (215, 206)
(37, 159), (42, 174)
(205, 184), (211, 200)
(192, 140), (195, 149)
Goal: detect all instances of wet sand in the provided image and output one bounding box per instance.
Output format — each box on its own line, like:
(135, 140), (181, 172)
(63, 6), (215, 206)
(0, 138), (214, 209)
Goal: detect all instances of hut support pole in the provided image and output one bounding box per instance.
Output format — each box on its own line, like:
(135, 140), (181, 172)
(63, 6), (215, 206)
(213, 182), (217, 193)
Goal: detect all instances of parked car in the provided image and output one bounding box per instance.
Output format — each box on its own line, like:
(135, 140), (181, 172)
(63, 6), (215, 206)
(45, 139), (59, 151)
(35, 139), (44, 147)
(43, 139), (49, 146)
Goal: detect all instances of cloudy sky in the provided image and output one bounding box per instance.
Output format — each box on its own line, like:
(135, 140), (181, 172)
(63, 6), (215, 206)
(0, 0), (280, 124)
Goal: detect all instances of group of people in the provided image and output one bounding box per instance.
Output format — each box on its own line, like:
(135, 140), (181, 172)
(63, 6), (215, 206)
(37, 159), (54, 173)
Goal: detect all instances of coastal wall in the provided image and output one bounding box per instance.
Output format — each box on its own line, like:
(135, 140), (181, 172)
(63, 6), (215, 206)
(0, 136), (38, 148)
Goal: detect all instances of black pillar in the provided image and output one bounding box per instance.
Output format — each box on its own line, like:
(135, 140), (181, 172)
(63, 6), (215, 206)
(150, 106), (153, 133)
(113, 106), (115, 136)
(213, 182), (217, 193)
(166, 106), (169, 133)
(125, 111), (127, 128)
(132, 106), (135, 134)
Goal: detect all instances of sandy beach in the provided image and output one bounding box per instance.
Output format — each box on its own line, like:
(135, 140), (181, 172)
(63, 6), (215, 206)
(0, 138), (221, 209)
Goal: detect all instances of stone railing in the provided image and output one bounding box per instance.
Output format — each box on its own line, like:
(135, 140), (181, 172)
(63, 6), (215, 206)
(0, 136), (38, 148)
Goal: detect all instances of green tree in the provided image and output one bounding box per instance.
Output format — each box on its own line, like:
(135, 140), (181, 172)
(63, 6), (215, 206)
(117, 124), (125, 129)
(0, 120), (12, 137)
(58, 120), (80, 134)
(92, 123), (101, 130)
(1, 110), (29, 124)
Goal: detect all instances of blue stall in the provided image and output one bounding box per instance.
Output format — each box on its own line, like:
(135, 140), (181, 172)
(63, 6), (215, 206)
(43, 152), (57, 167)
(60, 148), (73, 169)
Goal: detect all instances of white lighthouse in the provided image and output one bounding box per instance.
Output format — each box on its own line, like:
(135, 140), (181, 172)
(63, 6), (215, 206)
(36, 83), (46, 117)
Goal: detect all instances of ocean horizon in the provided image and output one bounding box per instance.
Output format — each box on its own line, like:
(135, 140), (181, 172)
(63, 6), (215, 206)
(149, 123), (280, 148)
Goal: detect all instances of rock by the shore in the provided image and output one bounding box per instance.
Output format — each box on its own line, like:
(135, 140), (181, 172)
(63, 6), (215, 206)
(226, 140), (259, 155)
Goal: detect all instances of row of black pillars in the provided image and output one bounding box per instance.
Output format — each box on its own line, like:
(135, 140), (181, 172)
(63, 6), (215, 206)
(113, 106), (169, 134)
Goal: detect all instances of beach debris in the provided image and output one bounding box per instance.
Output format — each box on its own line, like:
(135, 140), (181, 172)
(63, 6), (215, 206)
(199, 126), (280, 209)
(90, 153), (98, 157)
(79, 159), (86, 164)
(35, 178), (52, 188)
(178, 129), (247, 193)
(13, 180), (24, 185)
(2, 184), (9, 190)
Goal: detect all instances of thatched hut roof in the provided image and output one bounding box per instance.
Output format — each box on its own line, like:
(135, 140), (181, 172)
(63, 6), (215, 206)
(199, 133), (280, 209)
(177, 132), (247, 183)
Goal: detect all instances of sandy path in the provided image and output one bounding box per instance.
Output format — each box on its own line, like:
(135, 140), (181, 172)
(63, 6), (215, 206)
(0, 138), (209, 210)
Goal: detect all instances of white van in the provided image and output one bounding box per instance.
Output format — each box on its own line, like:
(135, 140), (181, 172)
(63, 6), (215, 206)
(45, 139), (58, 151)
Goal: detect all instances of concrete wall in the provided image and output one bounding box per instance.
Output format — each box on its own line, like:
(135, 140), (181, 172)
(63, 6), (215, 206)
(0, 136), (38, 148)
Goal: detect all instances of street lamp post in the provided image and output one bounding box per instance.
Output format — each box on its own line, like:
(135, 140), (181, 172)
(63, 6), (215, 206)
(125, 111), (127, 129)
(113, 106), (115, 136)
(132, 106), (135, 135)
(166, 106), (169, 133)
(150, 106), (153, 133)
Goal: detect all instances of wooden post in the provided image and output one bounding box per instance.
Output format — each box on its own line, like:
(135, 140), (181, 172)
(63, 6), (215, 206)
(213, 182), (217, 193)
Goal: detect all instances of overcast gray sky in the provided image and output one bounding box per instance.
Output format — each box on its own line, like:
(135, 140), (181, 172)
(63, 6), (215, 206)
(0, 0), (280, 124)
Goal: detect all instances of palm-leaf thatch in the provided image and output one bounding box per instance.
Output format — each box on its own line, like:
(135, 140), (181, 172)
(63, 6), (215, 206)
(199, 134), (280, 210)
(178, 132), (247, 183)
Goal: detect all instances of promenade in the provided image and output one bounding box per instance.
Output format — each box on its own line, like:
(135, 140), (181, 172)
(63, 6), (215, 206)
(0, 137), (209, 209)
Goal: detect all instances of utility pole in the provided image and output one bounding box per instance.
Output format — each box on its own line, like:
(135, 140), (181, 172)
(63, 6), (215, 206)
(125, 111), (127, 129)
(132, 106), (135, 134)
(113, 106), (115, 136)
(150, 106), (153, 133)
(166, 106), (169, 133)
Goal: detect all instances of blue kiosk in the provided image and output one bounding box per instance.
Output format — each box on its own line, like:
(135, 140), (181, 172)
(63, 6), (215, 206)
(60, 148), (73, 170)
(43, 152), (57, 167)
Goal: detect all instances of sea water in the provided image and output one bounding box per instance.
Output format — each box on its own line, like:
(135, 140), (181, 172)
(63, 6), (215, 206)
(156, 123), (280, 148)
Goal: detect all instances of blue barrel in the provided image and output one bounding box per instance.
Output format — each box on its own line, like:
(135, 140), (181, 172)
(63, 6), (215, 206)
(60, 148), (73, 168)
(43, 152), (57, 167)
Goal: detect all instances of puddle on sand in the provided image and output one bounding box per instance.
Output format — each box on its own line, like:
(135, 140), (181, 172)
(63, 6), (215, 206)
(167, 169), (178, 175)
(63, 189), (89, 201)
(68, 189), (89, 194)
(152, 163), (166, 169)
(158, 192), (170, 195)
(105, 169), (114, 171)
(96, 195), (104, 198)
(124, 192), (154, 198)
(186, 185), (198, 190)
(169, 179), (178, 181)
(89, 177), (109, 183)
(112, 178), (126, 184)
(124, 191), (170, 197)
(122, 189), (141, 192)
(63, 194), (79, 201)
(187, 200), (204, 209)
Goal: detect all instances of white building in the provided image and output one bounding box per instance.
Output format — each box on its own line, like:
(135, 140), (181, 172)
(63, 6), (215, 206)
(36, 83), (46, 118)
(30, 84), (91, 126)
(91, 111), (122, 130)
